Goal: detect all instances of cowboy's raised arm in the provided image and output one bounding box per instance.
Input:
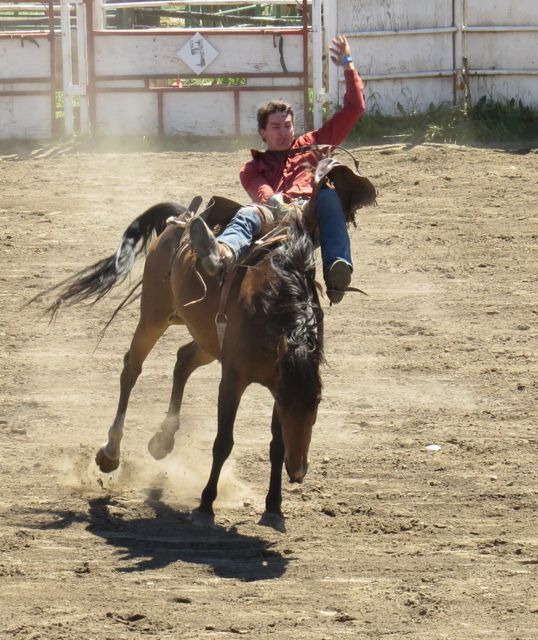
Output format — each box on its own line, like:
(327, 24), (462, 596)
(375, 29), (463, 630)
(304, 35), (365, 146)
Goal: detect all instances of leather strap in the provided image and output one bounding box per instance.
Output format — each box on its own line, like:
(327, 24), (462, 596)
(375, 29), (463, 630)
(215, 262), (237, 350)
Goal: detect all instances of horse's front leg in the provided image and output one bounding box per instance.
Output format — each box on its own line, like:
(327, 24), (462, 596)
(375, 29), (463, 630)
(148, 341), (215, 460)
(96, 320), (167, 473)
(259, 404), (286, 532)
(192, 368), (245, 527)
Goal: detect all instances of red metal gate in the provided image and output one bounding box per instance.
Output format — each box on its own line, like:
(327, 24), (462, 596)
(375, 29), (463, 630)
(82, 0), (310, 137)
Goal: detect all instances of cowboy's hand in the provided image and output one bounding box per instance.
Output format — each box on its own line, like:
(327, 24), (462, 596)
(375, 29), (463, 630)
(330, 35), (353, 68)
(267, 193), (296, 221)
(311, 144), (335, 163)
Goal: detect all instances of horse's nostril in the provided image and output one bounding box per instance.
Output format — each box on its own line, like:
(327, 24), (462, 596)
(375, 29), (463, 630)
(285, 458), (307, 483)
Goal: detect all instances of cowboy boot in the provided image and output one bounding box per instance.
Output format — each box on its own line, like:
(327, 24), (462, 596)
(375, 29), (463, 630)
(325, 258), (352, 304)
(190, 217), (233, 277)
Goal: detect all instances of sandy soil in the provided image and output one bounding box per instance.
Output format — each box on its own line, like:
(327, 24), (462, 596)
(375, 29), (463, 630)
(0, 142), (536, 639)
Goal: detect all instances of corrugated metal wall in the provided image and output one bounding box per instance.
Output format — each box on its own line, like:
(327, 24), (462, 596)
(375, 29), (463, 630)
(327, 0), (538, 115)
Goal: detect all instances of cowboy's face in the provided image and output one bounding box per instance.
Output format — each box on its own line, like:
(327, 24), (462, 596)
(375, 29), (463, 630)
(260, 112), (295, 151)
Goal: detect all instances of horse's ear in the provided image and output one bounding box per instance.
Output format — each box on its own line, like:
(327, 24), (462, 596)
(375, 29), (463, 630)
(277, 335), (289, 358)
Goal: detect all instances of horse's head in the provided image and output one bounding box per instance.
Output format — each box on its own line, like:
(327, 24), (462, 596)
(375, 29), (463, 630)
(257, 217), (324, 483)
(275, 335), (322, 483)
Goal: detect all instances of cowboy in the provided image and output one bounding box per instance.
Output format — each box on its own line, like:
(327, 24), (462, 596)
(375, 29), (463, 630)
(191, 35), (366, 304)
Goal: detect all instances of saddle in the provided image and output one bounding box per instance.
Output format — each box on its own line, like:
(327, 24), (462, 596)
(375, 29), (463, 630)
(302, 148), (377, 234)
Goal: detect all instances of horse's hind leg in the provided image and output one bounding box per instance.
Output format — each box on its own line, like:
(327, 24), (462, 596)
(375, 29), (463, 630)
(95, 319), (168, 473)
(259, 404), (286, 533)
(148, 341), (215, 460)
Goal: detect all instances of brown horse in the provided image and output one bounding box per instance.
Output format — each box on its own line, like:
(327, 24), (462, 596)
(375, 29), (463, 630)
(38, 199), (324, 532)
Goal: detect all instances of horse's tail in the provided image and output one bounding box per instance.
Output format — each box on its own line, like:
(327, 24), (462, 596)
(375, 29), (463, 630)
(29, 201), (188, 318)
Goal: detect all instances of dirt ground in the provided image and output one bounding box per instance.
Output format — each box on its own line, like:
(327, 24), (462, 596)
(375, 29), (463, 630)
(0, 142), (536, 640)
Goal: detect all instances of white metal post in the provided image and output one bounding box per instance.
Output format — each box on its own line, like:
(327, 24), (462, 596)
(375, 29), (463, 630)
(454, 0), (464, 68)
(311, 0), (323, 128)
(76, 0), (90, 134)
(453, 0), (465, 107)
(60, 0), (74, 136)
(93, 0), (104, 29)
(324, 0), (338, 113)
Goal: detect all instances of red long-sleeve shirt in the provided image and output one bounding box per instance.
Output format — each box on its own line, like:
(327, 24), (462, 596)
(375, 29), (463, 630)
(240, 69), (365, 204)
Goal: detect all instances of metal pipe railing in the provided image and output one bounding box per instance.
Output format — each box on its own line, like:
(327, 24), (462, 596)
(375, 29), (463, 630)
(102, 0), (310, 7)
(345, 27), (458, 38)
(463, 25), (538, 33)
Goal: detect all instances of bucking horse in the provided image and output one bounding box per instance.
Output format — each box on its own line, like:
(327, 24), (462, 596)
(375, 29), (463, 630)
(32, 148), (376, 532)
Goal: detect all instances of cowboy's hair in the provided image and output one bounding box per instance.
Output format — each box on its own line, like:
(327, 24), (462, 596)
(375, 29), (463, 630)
(257, 100), (295, 131)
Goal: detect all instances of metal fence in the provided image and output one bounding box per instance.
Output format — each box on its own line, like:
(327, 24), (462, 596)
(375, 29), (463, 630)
(1, 0), (537, 139)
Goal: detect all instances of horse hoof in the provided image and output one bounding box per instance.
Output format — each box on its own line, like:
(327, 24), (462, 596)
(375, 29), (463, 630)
(147, 432), (174, 460)
(259, 511), (286, 533)
(191, 508), (216, 529)
(95, 447), (120, 473)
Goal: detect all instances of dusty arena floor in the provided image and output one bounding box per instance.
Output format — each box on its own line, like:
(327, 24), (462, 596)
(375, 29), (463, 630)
(1, 143), (537, 639)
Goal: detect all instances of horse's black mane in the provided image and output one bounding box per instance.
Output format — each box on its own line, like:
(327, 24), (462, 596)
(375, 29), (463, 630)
(257, 217), (324, 410)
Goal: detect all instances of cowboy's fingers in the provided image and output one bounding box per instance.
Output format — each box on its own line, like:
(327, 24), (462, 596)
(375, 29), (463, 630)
(330, 47), (345, 64)
(314, 144), (333, 160)
(331, 35), (348, 49)
(320, 145), (335, 159)
(334, 35), (352, 56)
(330, 42), (345, 57)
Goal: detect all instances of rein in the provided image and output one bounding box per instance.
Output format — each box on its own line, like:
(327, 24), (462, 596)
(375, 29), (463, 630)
(286, 143), (361, 173)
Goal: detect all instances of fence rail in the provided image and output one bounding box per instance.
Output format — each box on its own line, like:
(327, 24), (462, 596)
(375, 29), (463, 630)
(1, 0), (537, 139)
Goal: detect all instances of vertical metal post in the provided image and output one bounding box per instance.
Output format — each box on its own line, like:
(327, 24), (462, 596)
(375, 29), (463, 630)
(48, 0), (58, 136)
(302, 0), (310, 129)
(93, 0), (104, 29)
(77, 0), (90, 134)
(61, 0), (74, 136)
(462, 0), (467, 60)
(157, 91), (164, 135)
(311, 0), (323, 128)
(86, 0), (96, 135)
(460, 0), (470, 111)
(453, 0), (465, 105)
(325, 0), (338, 113)
(234, 88), (241, 137)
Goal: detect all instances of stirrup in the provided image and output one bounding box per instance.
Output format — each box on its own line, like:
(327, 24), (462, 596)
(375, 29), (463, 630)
(190, 217), (224, 277)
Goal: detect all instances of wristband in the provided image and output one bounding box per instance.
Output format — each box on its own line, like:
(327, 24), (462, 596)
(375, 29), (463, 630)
(341, 54), (353, 66)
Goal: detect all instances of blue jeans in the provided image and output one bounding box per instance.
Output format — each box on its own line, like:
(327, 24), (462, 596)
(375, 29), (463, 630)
(315, 187), (352, 274)
(217, 205), (261, 259)
(218, 188), (352, 274)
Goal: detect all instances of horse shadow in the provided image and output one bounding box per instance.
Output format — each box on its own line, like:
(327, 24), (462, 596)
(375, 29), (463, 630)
(26, 488), (288, 582)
